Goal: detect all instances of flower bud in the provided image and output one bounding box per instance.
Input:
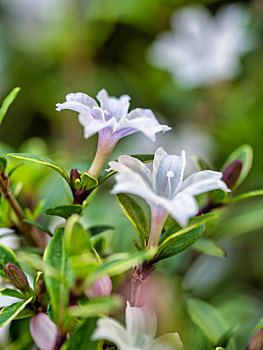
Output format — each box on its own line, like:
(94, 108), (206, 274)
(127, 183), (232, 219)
(222, 159), (242, 189)
(70, 168), (81, 184)
(247, 328), (263, 350)
(30, 313), (57, 350)
(85, 274), (112, 299)
(4, 263), (30, 294)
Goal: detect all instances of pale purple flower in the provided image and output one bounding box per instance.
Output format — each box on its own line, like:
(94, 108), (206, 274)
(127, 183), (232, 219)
(91, 302), (183, 350)
(148, 4), (253, 87)
(109, 147), (229, 246)
(85, 274), (112, 299)
(30, 313), (57, 350)
(56, 89), (170, 177)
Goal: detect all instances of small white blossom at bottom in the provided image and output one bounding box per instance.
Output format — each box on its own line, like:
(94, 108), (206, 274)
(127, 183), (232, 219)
(91, 302), (183, 350)
(30, 313), (57, 350)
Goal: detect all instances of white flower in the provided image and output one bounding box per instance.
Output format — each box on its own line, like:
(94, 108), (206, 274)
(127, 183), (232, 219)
(56, 89), (170, 143)
(57, 89), (170, 178)
(91, 302), (183, 350)
(148, 4), (253, 87)
(109, 147), (229, 246)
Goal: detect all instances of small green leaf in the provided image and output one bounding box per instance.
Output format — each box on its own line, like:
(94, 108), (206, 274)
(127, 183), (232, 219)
(0, 297), (33, 327)
(252, 316), (263, 335)
(0, 245), (20, 279)
(81, 172), (98, 191)
(68, 295), (122, 318)
(0, 87), (20, 126)
(0, 288), (24, 299)
(23, 219), (52, 236)
(186, 298), (230, 346)
(43, 228), (73, 323)
(64, 215), (91, 256)
(191, 238), (226, 258)
(228, 190), (263, 204)
(44, 205), (82, 219)
(209, 189), (228, 204)
(65, 317), (98, 350)
(116, 193), (149, 248)
(8, 153), (71, 185)
(221, 145), (253, 189)
(88, 225), (114, 236)
(0, 156), (7, 171)
(33, 271), (43, 291)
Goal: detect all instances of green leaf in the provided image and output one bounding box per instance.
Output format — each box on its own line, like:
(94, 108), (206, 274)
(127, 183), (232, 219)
(0, 245), (20, 279)
(116, 193), (149, 248)
(81, 172), (98, 191)
(156, 214), (217, 261)
(88, 225), (114, 236)
(44, 205), (82, 219)
(0, 288), (24, 299)
(186, 298), (230, 346)
(23, 219), (52, 236)
(43, 228), (72, 323)
(0, 297), (33, 327)
(65, 317), (98, 350)
(68, 295), (122, 318)
(8, 153), (71, 185)
(99, 154), (154, 184)
(0, 87), (20, 126)
(0, 156), (7, 171)
(252, 316), (263, 335)
(191, 238), (226, 258)
(64, 215), (91, 256)
(228, 190), (263, 204)
(209, 189), (228, 204)
(33, 271), (43, 291)
(221, 145), (253, 189)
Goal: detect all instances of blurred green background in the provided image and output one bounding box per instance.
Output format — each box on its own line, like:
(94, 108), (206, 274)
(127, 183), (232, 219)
(0, 0), (263, 349)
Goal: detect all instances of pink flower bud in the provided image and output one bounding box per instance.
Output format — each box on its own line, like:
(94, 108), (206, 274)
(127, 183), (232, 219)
(30, 313), (57, 350)
(85, 275), (112, 299)
(222, 159), (242, 189)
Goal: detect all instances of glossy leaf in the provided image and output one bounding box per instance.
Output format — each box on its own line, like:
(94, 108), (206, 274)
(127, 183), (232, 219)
(116, 193), (149, 248)
(81, 172), (98, 191)
(65, 317), (98, 350)
(0, 244), (20, 279)
(43, 228), (72, 323)
(0, 297), (33, 327)
(0, 156), (7, 171)
(8, 153), (71, 185)
(186, 298), (230, 346)
(0, 288), (24, 299)
(221, 145), (253, 189)
(0, 87), (20, 126)
(88, 225), (114, 236)
(64, 215), (91, 256)
(191, 238), (226, 258)
(44, 204), (82, 219)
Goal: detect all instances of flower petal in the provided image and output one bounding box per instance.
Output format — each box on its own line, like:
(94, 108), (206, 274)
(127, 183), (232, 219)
(155, 150), (186, 198)
(151, 333), (184, 350)
(97, 89), (130, 121)
(56, 92), (98, 114)
(115, 108), (171, 141)
(91, 317), (129, 350)
(126, 302), (157, 347)
(30, 313), (57, 350)
(179, 170), (230, 196)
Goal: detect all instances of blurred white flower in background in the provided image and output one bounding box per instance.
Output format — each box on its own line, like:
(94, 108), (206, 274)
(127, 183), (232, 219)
(148, 4), (254, 88)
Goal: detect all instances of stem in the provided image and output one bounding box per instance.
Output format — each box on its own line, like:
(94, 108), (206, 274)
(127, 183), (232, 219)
(88, 146), (112, 178)
(130, 262), (155, 307)
(147, 206), (168, 248)
(0, 172), (44, 247)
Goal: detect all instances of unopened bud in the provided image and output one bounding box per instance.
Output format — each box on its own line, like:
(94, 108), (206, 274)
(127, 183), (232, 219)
(222, 159), (242, 189)
(4, 263), (30, 294)
(85, 274), (112, 299)
(247, 328), (263, 350)
(30, 313), (57, 350)
(70, 168), (81, 184)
